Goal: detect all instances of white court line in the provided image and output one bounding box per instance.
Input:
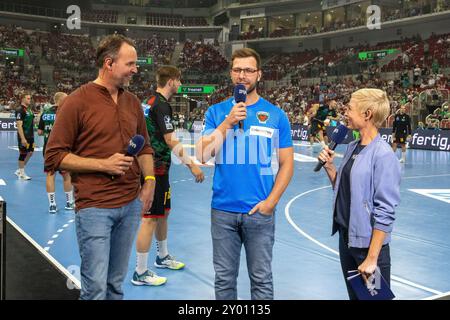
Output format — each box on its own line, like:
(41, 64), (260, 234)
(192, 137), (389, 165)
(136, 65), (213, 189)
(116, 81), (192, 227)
(293, 142), (311, 147)
(8, 146), (43, 151)
(284, 185), (444, 296)
(6, 216), (81, 290)
(408, 189), (450, 204)
(403, 173), (450, 180)
(294, 153), (317, 163)
(422, 291), (450, 300)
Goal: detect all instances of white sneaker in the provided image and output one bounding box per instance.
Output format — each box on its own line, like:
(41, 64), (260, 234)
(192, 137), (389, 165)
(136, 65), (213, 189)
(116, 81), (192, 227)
(65, 202), (75, 210)
(20, 172), (31, 180)
(49, 204), (58, 214)
(131, 269), (167, 286)
(14, 169), (20, 178)
(399, 158), (405, 163)
(155, 254), (185, 270)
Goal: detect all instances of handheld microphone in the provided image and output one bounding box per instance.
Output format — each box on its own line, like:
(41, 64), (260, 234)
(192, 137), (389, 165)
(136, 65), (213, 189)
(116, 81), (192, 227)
(314, 124), (349, 172)
(126, 134), (145, 157)
(233, 84), (247, 130)
(111, 135), (145, 180)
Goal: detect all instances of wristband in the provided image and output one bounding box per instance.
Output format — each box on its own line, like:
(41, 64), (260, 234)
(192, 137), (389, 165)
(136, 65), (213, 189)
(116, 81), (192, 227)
(144, 175), (156, 181)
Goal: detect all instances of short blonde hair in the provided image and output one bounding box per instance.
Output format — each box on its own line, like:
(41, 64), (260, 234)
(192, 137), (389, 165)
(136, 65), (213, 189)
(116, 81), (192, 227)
(351, 89), (390, 128)
(53, 92), (67, 106)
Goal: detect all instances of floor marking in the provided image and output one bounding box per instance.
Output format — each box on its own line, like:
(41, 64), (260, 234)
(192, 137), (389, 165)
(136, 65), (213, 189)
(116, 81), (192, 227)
(408, 189), (450, 204)
(284, 186), (444, 296)
(403, 174), (450, 180)
(7, 217), (81, 289)
(8, 146), (43, 151)
(423, 291), (450, 300)
(294, 153), (318, 162)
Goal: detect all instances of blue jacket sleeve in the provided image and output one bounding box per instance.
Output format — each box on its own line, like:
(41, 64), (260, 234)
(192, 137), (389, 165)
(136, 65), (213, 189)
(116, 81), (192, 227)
(372, 150), (401, 233)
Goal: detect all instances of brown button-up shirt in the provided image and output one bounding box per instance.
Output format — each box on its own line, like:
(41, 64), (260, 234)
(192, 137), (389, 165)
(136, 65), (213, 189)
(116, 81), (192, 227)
(44, 82), (154, 211)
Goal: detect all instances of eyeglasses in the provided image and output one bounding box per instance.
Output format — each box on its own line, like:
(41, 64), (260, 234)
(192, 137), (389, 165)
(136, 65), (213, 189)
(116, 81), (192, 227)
(231, 68), (259, 75)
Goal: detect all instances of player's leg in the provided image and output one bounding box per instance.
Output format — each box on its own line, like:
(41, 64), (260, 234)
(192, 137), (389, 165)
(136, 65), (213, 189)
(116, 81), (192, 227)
(392, 140), (398, 152)
(154, 178), (185, 270)
(309, 127), (315, 146)
(400, 143), (407, 163)
(132, 216), (166, 286)
(16, 148), (27, 179)
(323, 129), (329, 145)
(62, 172), (75, 210)
(23, 150), (33, 166)
(21, 143), (34, 179)
(46, 171), (57, 213)
(132, 177), (167, 286)
(317, 128), (326, 147)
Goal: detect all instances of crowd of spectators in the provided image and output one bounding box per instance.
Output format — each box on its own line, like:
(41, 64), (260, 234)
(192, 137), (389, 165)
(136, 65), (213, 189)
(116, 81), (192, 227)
(179, 39), (228, 73)
(134, 34), (177, 67)
(208, 72), (449, 130)
(1, 22), (449, 130)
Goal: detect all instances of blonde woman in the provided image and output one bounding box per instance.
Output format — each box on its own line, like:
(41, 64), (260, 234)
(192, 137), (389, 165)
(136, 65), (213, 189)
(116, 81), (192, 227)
(318, 89), (401, 300)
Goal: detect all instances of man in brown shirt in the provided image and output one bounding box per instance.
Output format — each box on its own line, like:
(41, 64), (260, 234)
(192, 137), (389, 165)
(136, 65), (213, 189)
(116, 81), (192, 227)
(45, 34), (156, 300)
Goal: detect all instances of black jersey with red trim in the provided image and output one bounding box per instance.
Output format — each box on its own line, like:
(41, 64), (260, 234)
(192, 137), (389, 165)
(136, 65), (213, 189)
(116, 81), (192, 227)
(142, 93), (175, 175)
(15, 105), (35, 140)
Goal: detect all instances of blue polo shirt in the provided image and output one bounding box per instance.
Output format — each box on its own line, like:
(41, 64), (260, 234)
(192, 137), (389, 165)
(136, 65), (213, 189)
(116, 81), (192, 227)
(202, 97), (292, 213)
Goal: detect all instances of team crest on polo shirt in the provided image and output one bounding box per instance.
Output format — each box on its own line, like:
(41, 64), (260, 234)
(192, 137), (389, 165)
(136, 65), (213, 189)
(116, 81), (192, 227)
(256, 111), (269, 124)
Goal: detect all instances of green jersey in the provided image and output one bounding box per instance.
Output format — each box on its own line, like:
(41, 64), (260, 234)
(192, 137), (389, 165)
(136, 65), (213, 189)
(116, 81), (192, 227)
(38, 105), (57, 154)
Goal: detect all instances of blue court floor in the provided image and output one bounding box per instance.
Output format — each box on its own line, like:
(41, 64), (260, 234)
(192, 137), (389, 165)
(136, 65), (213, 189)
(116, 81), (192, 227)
(1, 130), (449, 300)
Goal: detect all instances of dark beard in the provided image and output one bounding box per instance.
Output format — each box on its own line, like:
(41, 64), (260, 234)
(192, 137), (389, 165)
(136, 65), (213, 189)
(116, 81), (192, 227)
(246, 81), (258, 95)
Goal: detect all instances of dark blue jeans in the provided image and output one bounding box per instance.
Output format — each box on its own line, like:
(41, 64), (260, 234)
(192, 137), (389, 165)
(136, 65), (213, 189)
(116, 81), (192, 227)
(338, 229), (391, 300)
(211, 209), (275, 300)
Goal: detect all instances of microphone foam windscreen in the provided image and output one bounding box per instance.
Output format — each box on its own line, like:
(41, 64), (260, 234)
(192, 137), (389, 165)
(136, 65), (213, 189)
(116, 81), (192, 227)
(127, 134), (145, 156)
(330, 124), (349, 144)
(233, 84), (247, 103)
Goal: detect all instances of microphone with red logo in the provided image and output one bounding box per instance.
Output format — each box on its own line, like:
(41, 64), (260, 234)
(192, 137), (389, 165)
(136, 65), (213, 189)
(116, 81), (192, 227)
(233, 84), (247, 130)
(314, 124), (349, 172)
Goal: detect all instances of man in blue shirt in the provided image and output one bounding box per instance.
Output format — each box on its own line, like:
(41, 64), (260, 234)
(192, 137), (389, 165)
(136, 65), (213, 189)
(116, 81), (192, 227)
(196, 48), (294, 300)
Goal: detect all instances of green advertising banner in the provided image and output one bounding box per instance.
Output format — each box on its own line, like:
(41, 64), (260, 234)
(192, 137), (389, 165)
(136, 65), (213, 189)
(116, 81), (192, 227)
(0, 48), (25, 57)
(137, 57), (153, 65)
(358, 49), (399, 61)
(177, 86), (215, 94)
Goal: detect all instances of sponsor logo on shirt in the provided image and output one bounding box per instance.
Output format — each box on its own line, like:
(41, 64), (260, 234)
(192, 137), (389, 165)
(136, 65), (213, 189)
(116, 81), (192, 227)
(249, 125), (274, 138)
(164, 115), (173, 130)
(42, 114), (56, 121)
